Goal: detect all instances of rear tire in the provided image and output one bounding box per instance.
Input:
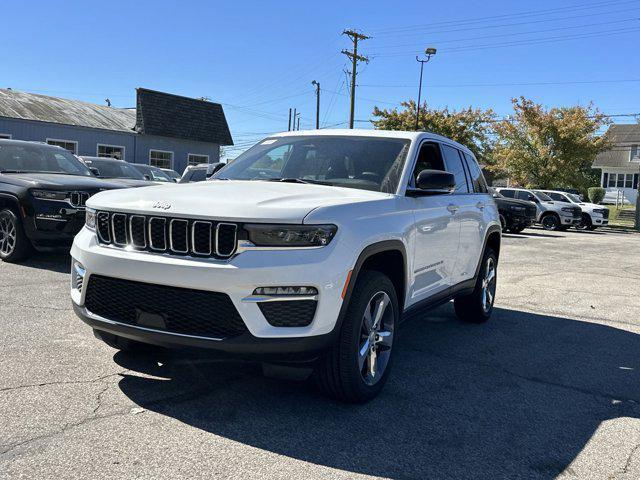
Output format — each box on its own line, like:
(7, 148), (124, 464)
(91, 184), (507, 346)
(541, 213), (560, 231)
(315, 270), (398, 403)
(0, 208), (33, 263)
(93, 329), (154, 353)
(454, 248), (498, 324)
(509, 225), (526, 234)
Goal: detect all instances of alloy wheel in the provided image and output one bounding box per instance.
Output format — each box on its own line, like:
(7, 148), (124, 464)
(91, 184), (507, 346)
(0, 216), (17, 256)
(358, 291), (394, 386)
(481, 257), (497, 314)
(542, 216), (558, 230)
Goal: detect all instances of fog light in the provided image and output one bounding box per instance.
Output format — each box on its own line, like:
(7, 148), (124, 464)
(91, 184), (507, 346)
(253, 286), (318, 296)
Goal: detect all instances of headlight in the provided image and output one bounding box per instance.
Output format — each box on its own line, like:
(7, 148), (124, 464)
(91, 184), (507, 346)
(85, 208), (96, 231)
(31, 189), (67, 201)
(509, 205), (525, 212)
(561, 207), (574, 213)
(244, 224), (337, 247)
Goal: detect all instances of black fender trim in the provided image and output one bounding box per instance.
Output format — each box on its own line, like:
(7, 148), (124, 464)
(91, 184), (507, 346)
(472, 225), (501, 280)
(0, 193), (22, 217)
(332, 240), (408, 340)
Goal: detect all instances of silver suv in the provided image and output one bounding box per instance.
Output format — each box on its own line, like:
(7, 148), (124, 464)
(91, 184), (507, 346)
(496, 188), (581, 231)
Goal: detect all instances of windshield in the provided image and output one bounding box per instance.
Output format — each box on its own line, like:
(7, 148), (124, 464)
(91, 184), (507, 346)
(86, 159), (145, 180)
(134, 165), (172, 182)
(533, 190), (553, 202)
(0, 144), (92, 176)
(216, 135), (411, 193)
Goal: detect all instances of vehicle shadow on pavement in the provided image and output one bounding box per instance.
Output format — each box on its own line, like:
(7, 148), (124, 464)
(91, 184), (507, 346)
(19, 253), (70, 273)
(114, 306), (640, 479)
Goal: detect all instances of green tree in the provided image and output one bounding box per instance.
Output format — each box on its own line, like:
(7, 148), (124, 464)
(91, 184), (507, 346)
(371, 101), (496, 166)
(490, 97), (610, 190)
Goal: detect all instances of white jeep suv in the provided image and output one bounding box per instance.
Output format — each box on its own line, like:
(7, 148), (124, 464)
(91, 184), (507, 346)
(540, 190), (609, 230)
(496, 187), (582, 231)
(71, 130), (501, 403)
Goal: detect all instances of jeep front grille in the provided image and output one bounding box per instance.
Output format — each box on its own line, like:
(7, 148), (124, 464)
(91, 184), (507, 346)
(95, 211), (238, 259)
(70, 192), (90, 208)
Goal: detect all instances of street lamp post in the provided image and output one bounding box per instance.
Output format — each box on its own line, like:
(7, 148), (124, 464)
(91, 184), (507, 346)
(415, 47), (437, 131)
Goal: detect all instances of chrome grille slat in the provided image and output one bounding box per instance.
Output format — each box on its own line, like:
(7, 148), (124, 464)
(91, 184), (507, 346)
(169, 219), (189, 253)
(216, 223), (237, 257)
(148, 217), (167, 251)
(129, 215), (147, 248)
(191, 221), (212, 255)
(96, 211), (237, 259)
(111, 213), (128, 246)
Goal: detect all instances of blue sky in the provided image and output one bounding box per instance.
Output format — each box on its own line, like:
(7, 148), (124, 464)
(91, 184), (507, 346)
(1, 0), (638, 158)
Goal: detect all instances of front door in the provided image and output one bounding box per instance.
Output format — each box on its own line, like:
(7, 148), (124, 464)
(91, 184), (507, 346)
(408, 142), (461, 304)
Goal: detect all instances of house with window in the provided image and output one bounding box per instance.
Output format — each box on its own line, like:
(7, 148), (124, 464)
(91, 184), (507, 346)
(592, 124), (640, 204)
(0, 87), (233, 173)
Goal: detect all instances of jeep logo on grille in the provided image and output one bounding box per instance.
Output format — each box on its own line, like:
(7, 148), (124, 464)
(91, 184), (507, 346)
(152, 201), (172, 210)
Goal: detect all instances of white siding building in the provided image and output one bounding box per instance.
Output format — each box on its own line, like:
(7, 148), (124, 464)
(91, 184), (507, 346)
(592, 124), (639, 205)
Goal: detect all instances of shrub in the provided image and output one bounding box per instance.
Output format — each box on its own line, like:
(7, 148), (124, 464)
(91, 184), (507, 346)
(588, 187), (606, 204)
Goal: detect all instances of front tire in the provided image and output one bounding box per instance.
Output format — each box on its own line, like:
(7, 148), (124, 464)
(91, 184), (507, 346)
(315, 270), (398, 403)
(454, 248), (498, 324)
(0, 208), (33, 263)
(541, 213), (560, 231)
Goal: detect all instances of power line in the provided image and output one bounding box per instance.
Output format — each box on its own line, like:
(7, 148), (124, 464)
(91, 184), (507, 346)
(371, 17), (639, 51)
(371, 25), (640, 57)
(369, 0), (638, 35)
(359, 79), (640, 88)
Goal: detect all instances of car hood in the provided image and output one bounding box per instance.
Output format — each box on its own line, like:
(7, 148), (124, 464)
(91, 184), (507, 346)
(98, 178), (161, 188)
(86, 180), (392, 223)
(0, 172), (128, 191)
(494, 197), (535, 209)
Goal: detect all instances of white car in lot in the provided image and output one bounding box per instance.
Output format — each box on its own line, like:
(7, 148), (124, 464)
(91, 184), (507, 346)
(70, 130), (501, 403)
(496, 187), (582, 231)
(539, 190), (609, 230)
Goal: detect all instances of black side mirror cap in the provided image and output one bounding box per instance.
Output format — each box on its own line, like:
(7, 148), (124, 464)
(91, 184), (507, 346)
(408, 169), (456, 196)
(89, 167), (101, 176)
(143, 174), (151, 181)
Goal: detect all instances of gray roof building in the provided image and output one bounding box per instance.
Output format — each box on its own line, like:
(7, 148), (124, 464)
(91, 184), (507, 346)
(593, 124), (640, 168)
(0, 88), (233, 173)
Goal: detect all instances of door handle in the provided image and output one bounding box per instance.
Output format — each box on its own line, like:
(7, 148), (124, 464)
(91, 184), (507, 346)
(447, 204), (459, 214)
(476, 202), (485, 210)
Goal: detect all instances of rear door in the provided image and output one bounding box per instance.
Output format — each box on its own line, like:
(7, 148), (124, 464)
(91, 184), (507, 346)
(408, 141), (461, 302)
(439, 144), (477, 284)
(457, 151), (490, 283)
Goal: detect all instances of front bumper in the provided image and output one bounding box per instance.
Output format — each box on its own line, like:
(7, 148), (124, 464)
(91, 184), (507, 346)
(70, 227), (352, 356)
(504, 213), (533, 229)
(560, 215), (581, 225)
(23, 203), (86, 250)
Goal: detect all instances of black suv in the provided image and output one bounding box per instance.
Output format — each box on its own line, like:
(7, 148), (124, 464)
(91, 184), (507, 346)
(0, 140), (128, 262)
(489, 188), (537, 233)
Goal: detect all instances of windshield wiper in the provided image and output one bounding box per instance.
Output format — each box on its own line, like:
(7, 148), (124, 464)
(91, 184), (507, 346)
(0, 170), (28, 174)
(267, 178), (331, 185)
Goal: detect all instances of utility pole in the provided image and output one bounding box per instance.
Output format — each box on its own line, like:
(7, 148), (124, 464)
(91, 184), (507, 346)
(635, 163), (640, 231)
(415, 47), (437, 130)
(311, 80), (321, 129)
(296, 116), (301, 131)
(292, 108), (297, 130)
(341, 29), (370, 129)
(288, 108), (292, 131)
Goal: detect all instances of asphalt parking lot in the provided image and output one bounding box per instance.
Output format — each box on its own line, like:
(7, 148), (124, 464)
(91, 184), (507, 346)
(1, 228), (640, 479)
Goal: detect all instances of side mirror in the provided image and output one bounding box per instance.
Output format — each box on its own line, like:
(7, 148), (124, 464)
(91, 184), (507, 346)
(410, 169), (455, 195)
(89, 167), (100, 176)
(172, 178), (178, 183)
(143, 174), (151, 181)
(528, 194), (539, 203)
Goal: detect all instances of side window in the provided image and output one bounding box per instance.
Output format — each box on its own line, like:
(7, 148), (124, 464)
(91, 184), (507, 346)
(548, 192), (564, 201)
(441, 144), (469, 193)
(190, 169), (207, 182)
(463, 152), (488, 193)
(410, 142), (445, 186)
(516, 190), (534, 202)
(499, 189), (515, 198)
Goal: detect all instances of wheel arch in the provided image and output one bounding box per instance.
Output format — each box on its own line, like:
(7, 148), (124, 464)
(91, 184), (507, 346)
(0, 193), (22, 216)
(335, 240), (408, 336)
